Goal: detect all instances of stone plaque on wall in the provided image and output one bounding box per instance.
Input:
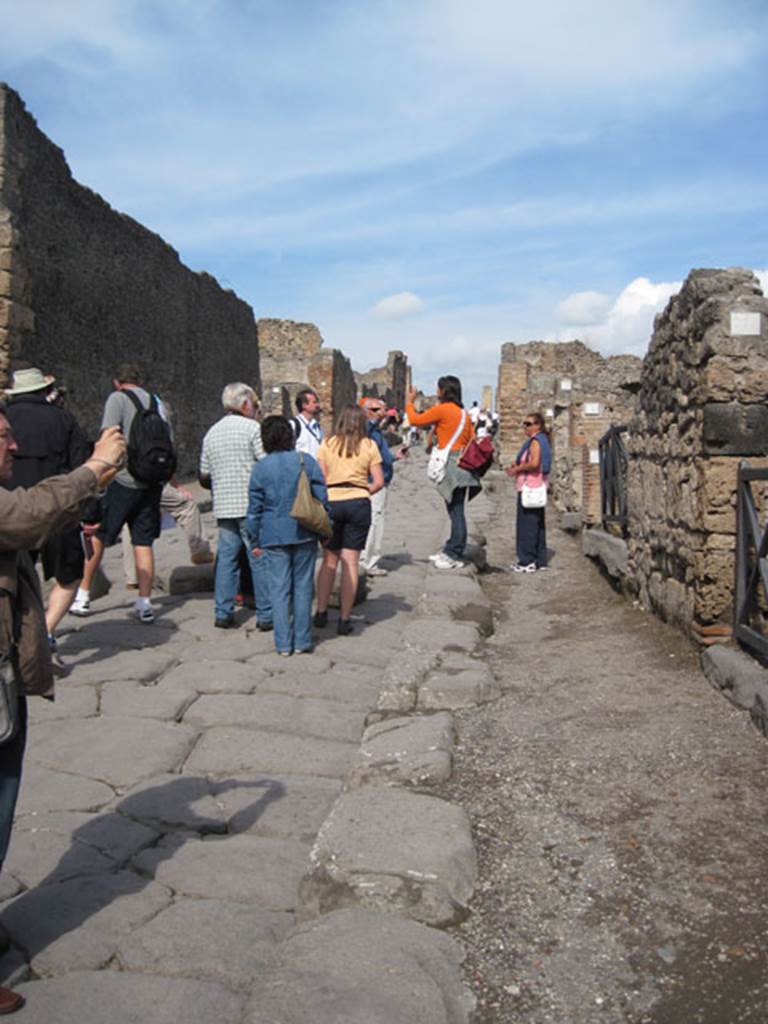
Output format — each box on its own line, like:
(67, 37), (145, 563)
(730, 311), (762, 337)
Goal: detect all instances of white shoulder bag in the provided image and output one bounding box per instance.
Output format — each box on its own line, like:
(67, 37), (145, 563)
(521, 483), (547, 508)
(426, 409), (467, 484)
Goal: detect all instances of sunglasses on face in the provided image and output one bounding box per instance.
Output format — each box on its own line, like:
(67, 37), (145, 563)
(523, 420), (536, 426)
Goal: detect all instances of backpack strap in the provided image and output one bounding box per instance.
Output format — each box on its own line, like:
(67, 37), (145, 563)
(122, 389), (148, 414)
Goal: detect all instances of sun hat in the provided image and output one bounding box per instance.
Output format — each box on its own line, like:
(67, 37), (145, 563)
(5, 367), (55, 395)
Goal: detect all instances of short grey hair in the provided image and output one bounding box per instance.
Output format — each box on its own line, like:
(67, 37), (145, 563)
(221, 382), (256, 412)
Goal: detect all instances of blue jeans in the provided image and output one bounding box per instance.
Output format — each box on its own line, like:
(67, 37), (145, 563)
(215, 518), (272, 623)
(0, 697), (27, 868)
(262, 542), (317, 653)
(444, 487), (468, 560)
(516, 495), (547, 567)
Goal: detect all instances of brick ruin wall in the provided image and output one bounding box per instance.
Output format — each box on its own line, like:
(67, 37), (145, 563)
(497, 340), (641, 518)
(257, 318), (364, 430)
(355, 350), (409, 410)
(0, 84), (259, 476)
(626, 267), (768, 633)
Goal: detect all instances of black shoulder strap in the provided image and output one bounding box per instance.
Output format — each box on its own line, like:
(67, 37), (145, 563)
(122, 389), (144, 414)
(292, 417), (302, 438)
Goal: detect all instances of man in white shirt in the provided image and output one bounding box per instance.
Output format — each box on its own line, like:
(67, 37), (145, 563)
(199, 383), (272, 630)
(292, 389), (323, 458)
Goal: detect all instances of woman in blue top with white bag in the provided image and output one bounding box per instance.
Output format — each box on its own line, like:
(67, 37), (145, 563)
(505, 411), (552, 573)
(247, 415), (330, 655)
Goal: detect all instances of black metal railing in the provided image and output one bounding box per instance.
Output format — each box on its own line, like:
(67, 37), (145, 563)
(734, 462), (768, 660)
(599, 425), (628, 532)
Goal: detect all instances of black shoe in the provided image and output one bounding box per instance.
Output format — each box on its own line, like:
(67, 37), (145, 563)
(215, 616), (236, 629)
(337, 618), (354, 636)
(313, 611), (328, 628)
(256, 621), (274, 632)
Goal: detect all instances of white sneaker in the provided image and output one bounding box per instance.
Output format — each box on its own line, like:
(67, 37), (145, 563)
(69, 594), (91, 616)
(134, 604), (155, 624)
(366, 566), (388, 577)
(428, 552), (442, 563)
(433, 553), (465, 570)
(509, 562), (537, 573)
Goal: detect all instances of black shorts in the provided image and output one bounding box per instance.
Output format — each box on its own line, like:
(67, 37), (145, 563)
(37, 528), (85, 586)
(327, 497), (372, 552)
(97, 480), (162, 547)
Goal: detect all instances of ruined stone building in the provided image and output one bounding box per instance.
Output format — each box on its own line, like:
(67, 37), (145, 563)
(355, 350), (409, 411)
(0, 84), (259, 475)
(256, 318), (358, 436)
(496, 340), (641, 519)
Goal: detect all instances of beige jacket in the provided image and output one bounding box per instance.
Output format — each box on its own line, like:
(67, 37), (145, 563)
(0, 466), (100, 698)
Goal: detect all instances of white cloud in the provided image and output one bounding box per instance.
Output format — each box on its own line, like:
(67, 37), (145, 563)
(371, 291), (424, 320)
(557, 290), (611, 325)
(555, 276), (682, 357)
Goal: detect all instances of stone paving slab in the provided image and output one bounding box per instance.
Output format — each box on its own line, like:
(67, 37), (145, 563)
(14, 763), (115, 816)
(160, 659), (266, 694)
(58, 617), (180, 652)
(417, 667), (501, 710)
(247, 908), (473, 1024)
(57, 649), (179, 687)
(1, 872), (172, 975)
(15, 972), (245, 1024)
(100, 679), (196, 720)
(182, 692), (366, 744)
(5, 810), (156, 888)
(212, 772), (342, 841)
(28, 717), (198, 788)
(117, 773), (227, 833)
(168, 634), (262, 664)
(133, 833), (308, 909)
(255, 669), (378, 709)
(298, 788), (477, 927)
(184, 725), (357, 778)
(117, 899), (292, 990)
(27, 685), (98, 723)
(347, 712), (455, 789)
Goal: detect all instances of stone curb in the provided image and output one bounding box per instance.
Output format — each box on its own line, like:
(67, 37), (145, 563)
(701, 643), (768, 737)
(276, 509), (503, 1021)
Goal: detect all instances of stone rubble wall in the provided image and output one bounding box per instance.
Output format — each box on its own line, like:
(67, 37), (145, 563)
(354, 349), (409, 411)
(626, 267), (768, 633)
(0, 84), (259, 476)
(496, 339), (640, 517)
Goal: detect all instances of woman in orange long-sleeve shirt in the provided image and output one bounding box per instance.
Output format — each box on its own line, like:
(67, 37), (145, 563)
(405, 375), (481, 570)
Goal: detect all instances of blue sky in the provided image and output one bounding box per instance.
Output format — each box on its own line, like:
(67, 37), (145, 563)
(2, 0), (767, 403)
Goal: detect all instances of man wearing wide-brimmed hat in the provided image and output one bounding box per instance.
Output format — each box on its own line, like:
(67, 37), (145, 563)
(3, 366), (92, 669)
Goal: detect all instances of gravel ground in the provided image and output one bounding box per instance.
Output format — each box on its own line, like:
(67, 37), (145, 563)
(440, 486), (768, 1024)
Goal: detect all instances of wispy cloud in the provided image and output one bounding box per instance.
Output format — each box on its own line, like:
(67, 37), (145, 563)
(371, 292), (424, 320)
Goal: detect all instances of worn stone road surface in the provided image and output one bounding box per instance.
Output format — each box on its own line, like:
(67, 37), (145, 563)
(0, 452), (487, 1023)
(445, 476), (768, 1024)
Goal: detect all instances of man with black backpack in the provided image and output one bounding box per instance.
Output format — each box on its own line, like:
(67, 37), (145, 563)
(71, 364), (175, 624)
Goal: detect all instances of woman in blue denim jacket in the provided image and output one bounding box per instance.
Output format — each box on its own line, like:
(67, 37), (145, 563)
(247, 416), (330, 655)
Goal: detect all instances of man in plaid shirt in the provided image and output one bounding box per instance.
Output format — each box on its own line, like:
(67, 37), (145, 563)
(199, 383), (272, 630)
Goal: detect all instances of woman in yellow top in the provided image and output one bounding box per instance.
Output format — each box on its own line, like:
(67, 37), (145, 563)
(406, 375), (480, 570)
(315, 405), (384, 634)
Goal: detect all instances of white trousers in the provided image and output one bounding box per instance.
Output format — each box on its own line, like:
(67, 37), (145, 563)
(362, 487), (388, 570)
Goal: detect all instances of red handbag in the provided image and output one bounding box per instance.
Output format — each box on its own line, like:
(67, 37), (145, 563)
(458, 436), (495, 476)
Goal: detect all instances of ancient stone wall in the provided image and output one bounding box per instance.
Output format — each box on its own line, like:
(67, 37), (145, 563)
(0, 84), (260, 475)
(308, 348), (357, 435)
(626, 268), (768, 633)
(257, 318), (323, 416)
(496, 340), (640, 515)
(480, 385), (493, 412)
(355, 350), (409, 410)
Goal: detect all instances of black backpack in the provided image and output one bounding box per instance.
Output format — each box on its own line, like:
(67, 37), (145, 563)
(123, 390), (177, 485)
